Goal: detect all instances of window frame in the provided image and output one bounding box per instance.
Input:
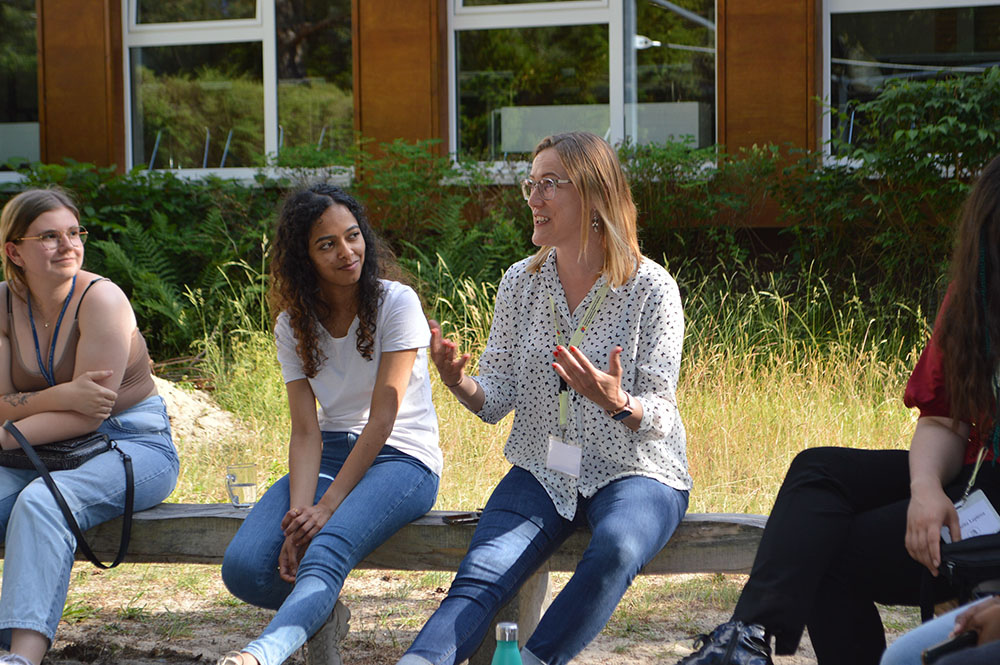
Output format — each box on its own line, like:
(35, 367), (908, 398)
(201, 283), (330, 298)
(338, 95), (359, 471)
(121, 0), (277, 172)
(821, 0), (1000, 152)
(446, 0), (717, 158)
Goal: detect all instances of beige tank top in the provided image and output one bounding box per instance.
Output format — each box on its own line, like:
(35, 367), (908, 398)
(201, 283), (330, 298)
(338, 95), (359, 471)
(6, 279), (156, 415)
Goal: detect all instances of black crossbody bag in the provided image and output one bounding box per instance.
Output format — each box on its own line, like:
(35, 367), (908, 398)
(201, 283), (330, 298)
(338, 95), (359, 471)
(0, 420), (134, 569)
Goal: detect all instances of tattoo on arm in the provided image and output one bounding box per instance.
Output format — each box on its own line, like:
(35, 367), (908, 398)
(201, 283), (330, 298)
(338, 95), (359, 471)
(3, 391), (37, 408)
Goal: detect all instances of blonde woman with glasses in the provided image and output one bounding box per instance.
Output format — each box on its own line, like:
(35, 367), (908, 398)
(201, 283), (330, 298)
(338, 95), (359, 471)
(396, 131), (691, 665)
(0, 188), (178, 665)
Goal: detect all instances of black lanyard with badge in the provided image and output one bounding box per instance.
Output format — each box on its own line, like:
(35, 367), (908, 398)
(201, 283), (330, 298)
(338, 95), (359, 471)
(546, 283), (609, 478)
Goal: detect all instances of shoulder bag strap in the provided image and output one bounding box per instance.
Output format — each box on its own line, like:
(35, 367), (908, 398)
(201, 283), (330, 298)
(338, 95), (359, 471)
(1, 420), (133, 569)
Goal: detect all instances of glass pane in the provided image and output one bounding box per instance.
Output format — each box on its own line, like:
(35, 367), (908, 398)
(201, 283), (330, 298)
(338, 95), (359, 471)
(457, 24), (609, 159)
(462, 0), (578, 5)
(0, 0), (40, 166)
(276, 0), (353, 162)
(136, 0), (256, 24)
(831, 6), (1000, 148)
(130, 43), (264, 169)
(625, 0), (715, 148)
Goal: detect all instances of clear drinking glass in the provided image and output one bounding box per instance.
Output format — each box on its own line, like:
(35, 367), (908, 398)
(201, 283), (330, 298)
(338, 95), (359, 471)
(225, 463), (257, 508)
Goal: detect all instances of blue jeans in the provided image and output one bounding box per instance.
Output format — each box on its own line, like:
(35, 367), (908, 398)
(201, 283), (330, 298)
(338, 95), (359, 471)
(0, 395), (178, 648)
(399, 466), (689, 665)
(880, 596), (994, 665)
(221, 432), (439, 665)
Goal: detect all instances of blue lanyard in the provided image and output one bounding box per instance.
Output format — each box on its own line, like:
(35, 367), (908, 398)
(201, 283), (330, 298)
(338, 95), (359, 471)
(27, 274), (77, 386)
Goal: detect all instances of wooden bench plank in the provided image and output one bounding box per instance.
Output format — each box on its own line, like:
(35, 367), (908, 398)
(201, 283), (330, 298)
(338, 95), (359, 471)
(50, 505), (766, 573)
(0, 504), (766, 665)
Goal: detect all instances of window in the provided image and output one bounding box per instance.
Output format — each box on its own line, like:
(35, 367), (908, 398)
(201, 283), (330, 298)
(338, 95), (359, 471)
(449, 0), (716, 160)
(123, 0), (352, 171)
(824, 0), (1000, 149)
(0, 0), (39, 168)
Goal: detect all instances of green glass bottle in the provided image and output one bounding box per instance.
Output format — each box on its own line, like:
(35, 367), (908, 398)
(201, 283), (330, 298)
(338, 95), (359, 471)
(491, 622), (522, 665)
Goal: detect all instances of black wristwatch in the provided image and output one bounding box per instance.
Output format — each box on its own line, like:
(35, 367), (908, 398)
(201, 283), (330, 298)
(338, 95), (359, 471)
(606, 392), (633, 421)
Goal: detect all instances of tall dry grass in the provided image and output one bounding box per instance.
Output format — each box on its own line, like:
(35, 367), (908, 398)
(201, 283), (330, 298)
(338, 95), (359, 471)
(176, 260), (931, 515)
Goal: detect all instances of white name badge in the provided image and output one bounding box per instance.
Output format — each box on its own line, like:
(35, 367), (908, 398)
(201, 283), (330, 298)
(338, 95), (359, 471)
(942, 489), (1000, 543)
(547, 434), (581, 478)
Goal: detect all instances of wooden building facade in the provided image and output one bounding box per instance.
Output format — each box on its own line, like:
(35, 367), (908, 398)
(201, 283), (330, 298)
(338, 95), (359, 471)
(16, 1), (997, 170)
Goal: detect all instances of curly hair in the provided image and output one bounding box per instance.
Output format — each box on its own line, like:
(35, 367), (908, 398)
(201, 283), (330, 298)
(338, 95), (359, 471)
(937, 154), (1000, 448)
(268, 184), (402, 378)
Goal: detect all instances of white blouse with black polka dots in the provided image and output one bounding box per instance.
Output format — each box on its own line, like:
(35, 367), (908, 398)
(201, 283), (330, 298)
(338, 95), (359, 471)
(472, 251), (691, 520)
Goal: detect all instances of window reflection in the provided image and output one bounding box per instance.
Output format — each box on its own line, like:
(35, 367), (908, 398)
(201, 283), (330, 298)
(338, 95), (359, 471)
(136, 0), (256, 24)
(462, 0), (577, 6)
(128, 0), (353, 169)
(0, 0), (39, 166)
(627, 0), (715, 147)
(276, 0), (353, 159)
(457, 24), (609, 159)
(831, 6), (1000, 148)
(130, 43), (264, 169)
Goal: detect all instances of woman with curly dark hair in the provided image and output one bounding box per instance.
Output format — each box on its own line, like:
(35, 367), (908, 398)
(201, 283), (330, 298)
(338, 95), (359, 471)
(677, 155), (1000, 665)
(216, 184), (442, 665)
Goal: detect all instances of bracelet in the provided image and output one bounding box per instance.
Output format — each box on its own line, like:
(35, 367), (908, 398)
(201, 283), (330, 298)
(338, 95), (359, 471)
(443, 376), (463, 389)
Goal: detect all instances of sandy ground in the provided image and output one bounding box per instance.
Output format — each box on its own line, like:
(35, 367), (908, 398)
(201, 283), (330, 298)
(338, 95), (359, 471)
(42, 567), (847, 665)
(9, 379), (920, 664)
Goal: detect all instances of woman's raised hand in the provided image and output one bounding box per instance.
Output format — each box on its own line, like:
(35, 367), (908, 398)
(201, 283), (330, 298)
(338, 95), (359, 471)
(428, 319), (470, 388)
(63, 370), (117, 420)
(550, 345), (626, 413)
(905, 477), (961, 575)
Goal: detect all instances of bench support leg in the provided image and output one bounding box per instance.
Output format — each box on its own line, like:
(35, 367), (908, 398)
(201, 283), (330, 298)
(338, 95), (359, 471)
(467, 567), (551, 665)
(305, 599), (351, 665)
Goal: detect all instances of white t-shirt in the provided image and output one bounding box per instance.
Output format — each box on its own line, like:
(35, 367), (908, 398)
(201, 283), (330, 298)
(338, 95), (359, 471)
(274, 280), (442, 475)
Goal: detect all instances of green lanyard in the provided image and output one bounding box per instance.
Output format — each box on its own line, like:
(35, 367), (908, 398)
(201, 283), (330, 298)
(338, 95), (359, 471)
(549, 282), (610, 432)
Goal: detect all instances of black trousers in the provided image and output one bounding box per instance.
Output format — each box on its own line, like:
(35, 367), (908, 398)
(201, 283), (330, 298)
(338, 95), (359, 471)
(731, 446), (1000, 665)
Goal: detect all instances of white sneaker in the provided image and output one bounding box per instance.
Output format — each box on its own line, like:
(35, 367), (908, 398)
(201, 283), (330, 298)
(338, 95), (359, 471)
(215, 651), (245, 665)
(0, 655), (34, 665)
(305, 599), (351, 665)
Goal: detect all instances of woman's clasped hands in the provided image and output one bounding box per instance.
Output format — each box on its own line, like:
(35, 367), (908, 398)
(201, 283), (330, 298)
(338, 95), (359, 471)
(277, 503), (334, 582)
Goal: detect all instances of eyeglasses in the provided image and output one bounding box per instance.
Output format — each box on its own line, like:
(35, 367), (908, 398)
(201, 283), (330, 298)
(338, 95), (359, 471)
(17, 226), (88, 250)
(521, 177), (573, 201)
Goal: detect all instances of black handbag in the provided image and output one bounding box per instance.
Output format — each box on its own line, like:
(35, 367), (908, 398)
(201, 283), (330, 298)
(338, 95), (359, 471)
(920, 533), (1000, 621)
(0, 420), (134, 569)
(0, 430), (111, 470)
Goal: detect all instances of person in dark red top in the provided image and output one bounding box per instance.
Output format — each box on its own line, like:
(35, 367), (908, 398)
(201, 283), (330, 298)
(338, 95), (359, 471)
(675, 155), (1000, 665)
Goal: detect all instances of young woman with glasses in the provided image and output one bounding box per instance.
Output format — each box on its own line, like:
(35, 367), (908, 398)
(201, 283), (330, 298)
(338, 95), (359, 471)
(216, 185), (441, 665)
(676, 155), (1000, 665)
(0, 188), (178, 665)
(395, 131), (691, 665)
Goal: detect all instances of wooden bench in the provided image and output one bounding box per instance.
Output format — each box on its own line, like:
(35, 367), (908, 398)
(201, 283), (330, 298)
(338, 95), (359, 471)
(24, 505), (768, 665)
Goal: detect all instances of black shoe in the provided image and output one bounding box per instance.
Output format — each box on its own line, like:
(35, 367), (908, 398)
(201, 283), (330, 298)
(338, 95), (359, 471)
(675, 620), (773, 665)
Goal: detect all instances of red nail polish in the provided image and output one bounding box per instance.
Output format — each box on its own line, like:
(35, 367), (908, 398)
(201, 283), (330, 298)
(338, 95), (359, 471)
(553, 349), (559, 357)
